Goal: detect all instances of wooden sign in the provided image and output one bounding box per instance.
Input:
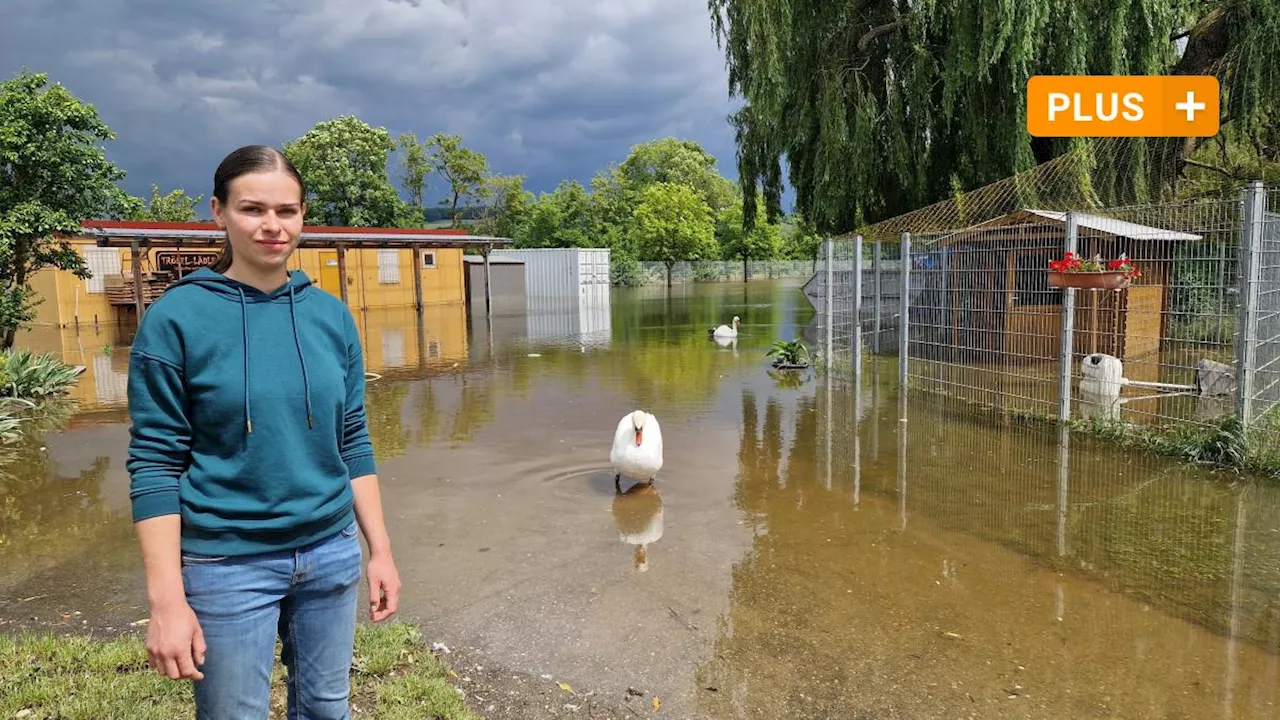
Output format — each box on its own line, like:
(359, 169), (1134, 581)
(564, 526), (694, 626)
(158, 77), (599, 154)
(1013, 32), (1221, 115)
(156, 251), (220, 276)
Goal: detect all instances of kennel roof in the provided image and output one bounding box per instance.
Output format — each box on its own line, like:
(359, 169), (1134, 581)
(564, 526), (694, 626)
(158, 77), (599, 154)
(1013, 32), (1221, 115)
(937, 208), (1203, 244)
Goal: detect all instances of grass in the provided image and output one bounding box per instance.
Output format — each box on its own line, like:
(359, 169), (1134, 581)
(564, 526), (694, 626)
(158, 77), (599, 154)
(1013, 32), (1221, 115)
(0, 622), (480, 720)
(899, 382), (1280, 480)
(1070, 411), (1280, 480)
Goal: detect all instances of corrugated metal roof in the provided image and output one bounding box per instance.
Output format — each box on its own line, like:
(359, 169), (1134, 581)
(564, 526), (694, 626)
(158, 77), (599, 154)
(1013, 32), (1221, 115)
(1021, 209), (1203, 241)
(77, 220), (513, 249)
(463, 255), (525, 264)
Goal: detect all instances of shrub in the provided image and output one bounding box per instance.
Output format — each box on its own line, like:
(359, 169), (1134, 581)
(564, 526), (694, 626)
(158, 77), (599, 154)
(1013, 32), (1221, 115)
(610, 253), (642, 287)
(767, 339), (811, 367)
(692, 262), (722, 282)
(0, 349), (81, 399)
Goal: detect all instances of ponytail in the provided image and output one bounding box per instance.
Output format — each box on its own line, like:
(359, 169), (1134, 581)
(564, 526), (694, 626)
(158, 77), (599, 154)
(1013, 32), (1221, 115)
(210, 237), (233, 273)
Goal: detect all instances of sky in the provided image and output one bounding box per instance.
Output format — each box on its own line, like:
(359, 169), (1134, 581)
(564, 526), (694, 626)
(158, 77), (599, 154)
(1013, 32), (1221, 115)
(1, 0), (744, 212)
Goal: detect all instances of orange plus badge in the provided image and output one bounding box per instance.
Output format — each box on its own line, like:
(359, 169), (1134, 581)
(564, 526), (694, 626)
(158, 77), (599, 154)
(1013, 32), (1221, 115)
(1027, 75), (1220, 138)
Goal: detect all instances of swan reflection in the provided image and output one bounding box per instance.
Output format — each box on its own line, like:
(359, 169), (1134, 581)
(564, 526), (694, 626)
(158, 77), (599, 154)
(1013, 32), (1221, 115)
(712, 334), (738, 354)
(612, 481), (664, 572)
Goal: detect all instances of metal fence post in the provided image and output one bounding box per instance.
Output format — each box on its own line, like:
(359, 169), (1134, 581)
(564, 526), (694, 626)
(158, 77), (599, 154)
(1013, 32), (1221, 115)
(1058, 211), (1079, 422)
(853, 235), (864, 378)
(873, 239), (883, 354)
(899, 232), (911, 389)
(825, 237), (834, 362)
(1235, 181), (1265, 426)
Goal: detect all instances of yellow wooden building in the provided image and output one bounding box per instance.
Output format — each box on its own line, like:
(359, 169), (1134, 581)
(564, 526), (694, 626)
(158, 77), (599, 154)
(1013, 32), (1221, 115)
(28, 220), (510, 328)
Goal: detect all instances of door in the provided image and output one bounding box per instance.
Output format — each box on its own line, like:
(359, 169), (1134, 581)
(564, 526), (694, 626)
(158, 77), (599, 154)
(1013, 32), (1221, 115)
(317, 251), (342, 297)
(951, 243), (1006, 361)
(1005, 249), (1062, 363)
(578, 250), (609, 285)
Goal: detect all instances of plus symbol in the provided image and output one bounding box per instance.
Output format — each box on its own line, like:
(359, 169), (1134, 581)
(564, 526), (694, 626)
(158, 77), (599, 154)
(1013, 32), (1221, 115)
(1175, 91), (1206, 123)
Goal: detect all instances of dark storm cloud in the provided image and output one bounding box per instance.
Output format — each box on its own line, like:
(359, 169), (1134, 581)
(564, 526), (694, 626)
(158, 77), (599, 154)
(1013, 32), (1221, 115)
(1, 0), (740, 209)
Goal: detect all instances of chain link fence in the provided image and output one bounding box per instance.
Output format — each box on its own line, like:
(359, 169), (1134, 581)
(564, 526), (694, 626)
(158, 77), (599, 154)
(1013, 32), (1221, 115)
(635, 259), (815, 285)
(818, 182), (1280, 477)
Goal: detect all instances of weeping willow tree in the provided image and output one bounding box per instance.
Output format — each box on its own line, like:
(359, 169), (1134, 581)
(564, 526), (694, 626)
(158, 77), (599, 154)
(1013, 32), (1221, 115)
(709, 0), (1280, 233)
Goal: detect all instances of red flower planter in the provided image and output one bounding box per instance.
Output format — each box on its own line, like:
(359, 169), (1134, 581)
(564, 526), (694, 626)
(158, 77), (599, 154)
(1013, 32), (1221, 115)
(1047, 271), (1132, 290)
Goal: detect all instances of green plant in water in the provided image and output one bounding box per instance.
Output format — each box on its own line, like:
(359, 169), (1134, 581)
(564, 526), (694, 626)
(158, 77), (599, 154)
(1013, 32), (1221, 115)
(0, 350), (81, 399)
(1190, 415), (1247, 467)
(1069, 413), (1266, 477)
(766, 339), (810, 367)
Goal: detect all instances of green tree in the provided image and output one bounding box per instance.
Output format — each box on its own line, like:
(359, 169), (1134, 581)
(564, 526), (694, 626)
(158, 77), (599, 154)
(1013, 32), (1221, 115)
(781, 216), (823, 270)
(282, 115), (401, 227)
(619, 138), (738, 213)
(519, 181), (594, 249)
(709, 0), (1280, 232)
(396, 132), (431, 226)
(425, 133), (490, 228)
(475, 175), (533, 239)
(588, 164), (635, 241)
(631, 182), (717, 287)
(0, 71), (129, 348)
(717, 196), (783, 282)
(122, 185), (203, 222)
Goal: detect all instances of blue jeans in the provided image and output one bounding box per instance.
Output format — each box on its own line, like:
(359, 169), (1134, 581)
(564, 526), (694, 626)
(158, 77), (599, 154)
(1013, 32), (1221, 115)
(182, 520), (362, 720)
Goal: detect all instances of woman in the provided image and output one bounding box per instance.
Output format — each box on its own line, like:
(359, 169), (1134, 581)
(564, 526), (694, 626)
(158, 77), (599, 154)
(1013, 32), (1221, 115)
(126, 144), (401, 719)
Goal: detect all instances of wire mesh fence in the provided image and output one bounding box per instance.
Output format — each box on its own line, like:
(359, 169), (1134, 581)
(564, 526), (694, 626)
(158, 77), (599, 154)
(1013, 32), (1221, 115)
(820, 182), (1280, 478)
(636, 259), (815, 285)
(815, 370), (1280, 668)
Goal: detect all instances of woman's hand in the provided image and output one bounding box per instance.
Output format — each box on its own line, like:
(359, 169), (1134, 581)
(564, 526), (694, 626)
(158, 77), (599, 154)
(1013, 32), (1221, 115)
(366, 552), (401, 622)
(146, 600), (206, 680)
(351, 474), (400, 622)
(135, 515), (203, 681)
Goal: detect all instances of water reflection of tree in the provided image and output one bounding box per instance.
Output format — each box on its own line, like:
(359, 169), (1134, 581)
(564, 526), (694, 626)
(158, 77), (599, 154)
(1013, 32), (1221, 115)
(406, 371), (501, 447)
(0, 402), (119, 579)
(365, 383), (410, 461)
(700, 388), (855, 718)
(449, 375), (496, 442)
(698, 389), (1280, 716)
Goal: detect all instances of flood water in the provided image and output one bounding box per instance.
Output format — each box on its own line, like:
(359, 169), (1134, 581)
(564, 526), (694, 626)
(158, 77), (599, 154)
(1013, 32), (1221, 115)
(2, 279), (1279, 719)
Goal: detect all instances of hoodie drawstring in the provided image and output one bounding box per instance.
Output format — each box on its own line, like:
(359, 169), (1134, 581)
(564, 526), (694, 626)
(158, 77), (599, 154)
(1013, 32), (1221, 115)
(238, 287), (253, 435)
(238, 277), (315, 434)
(289, 284), (315, 429)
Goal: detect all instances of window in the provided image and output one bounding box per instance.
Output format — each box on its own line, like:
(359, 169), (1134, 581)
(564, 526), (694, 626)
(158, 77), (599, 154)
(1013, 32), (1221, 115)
(84, 248), (122, 294)
(377, 250), (400, 284)
(422, 251), (437, 269)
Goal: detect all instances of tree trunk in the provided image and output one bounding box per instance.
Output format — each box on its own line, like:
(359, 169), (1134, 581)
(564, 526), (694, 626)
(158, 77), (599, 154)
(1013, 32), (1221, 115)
(1160, 8), (1233, 187)
(666, 261), (673, 287)
(743, 254), (749, 283)
(5, 242), (31, 350)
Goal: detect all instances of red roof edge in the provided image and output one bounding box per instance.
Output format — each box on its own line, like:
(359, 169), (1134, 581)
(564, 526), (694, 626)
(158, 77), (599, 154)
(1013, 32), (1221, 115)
(79, 219), (470, 236)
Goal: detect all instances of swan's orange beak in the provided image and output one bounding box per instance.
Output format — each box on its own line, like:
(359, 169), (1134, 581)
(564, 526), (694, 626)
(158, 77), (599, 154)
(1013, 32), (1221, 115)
(635, 429), (643, 446)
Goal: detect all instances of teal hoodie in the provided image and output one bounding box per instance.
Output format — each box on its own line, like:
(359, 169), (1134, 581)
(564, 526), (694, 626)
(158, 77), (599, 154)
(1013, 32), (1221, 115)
(126, 267), (376, 557)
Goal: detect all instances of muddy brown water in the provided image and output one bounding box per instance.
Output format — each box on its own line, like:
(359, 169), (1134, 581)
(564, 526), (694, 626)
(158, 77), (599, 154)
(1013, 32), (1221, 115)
(2, 279), (1279, 719)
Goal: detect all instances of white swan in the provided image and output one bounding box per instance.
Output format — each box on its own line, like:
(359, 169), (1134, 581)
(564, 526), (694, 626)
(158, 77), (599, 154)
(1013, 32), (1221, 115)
(610, 410), (663, 490)
(709, 316), (740, 338)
